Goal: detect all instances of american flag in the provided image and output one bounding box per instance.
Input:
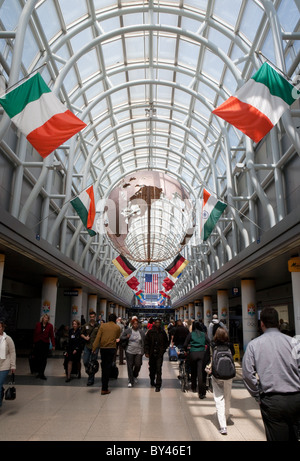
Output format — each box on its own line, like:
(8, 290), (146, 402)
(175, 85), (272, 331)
(145, 273), (159, 294)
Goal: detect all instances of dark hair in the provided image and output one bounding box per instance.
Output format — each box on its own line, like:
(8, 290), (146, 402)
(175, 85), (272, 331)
(213, 327), (229, 343)
(0, 320), (6, 329)
(260, 307), (279, 329)
(192, 321), (202, 331)
(108, 313), (117, 323)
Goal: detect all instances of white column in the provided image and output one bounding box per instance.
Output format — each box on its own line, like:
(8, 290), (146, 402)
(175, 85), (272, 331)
(289, 257), (300, 335)
(188, 302), (195, 319)
(241, 279), (257, 350)
(71, 288), (82, 323)
(179, 306), (184, 319)
(40, 277), (58, 327)
(203, 295), (212, 330)
(217, 289), (229, 327)
(88, 294), (97, 315)
(194, 300), (203, 321)
(99, 299), (107, 321)
(0, 254), (5, 301)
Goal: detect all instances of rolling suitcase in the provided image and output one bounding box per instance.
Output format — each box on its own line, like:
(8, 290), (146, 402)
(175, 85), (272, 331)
(168, 346), (178, 361)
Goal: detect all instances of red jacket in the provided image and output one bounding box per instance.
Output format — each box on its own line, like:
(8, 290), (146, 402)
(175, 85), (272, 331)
(33, 322), (55, 347)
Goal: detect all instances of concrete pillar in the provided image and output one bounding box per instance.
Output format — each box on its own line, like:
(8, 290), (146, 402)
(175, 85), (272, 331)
(194, 300), (202, 320)
(71, 288), (83, 323)
(188, 302), (194, 319)
(0, 254), (5, 301)
(40, 277), (58, 327)
(88, 294), (97, 315)
(99, 299), (107, 321)
(241, 279), (257, 350)
(289, 257), (300, 335)
(179, 306), (184, 319)
(203, 295), (212, 330)
(217, 289), (229, 327)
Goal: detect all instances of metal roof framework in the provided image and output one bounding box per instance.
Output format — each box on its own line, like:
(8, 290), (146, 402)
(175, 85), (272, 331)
(0, 0), (299, 305)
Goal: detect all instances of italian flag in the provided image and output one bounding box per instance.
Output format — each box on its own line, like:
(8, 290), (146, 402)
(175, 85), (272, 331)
(71, 185), (97, 236)
(200, 189), (227, 241)
(0, 73), (86, 158)
(212, 62), (297, 143)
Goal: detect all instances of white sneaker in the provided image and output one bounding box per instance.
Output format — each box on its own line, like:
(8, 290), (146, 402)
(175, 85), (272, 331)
(128, 383), (133, 388)
(219, 427), (227, 435)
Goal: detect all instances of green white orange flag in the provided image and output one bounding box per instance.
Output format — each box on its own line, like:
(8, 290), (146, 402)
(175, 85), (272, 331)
(212, 62), (297, 143)
(71, 185), (97, 237)
(200, 189), (227, 241)
(0, 72), (86, 158)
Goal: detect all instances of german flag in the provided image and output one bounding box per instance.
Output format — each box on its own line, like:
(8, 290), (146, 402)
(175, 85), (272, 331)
(112, 255), (136, 277)
(165, 254), (189, 279)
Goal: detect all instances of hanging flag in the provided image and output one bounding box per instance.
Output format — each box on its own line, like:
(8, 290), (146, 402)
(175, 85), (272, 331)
(212, 62), (297, 143)
(126, 276), (140, 290)
(200, 188), (227, 241)
(112, 254), (137, 277)
(162, 277), (175, 292)
(71, 185), (97, 236)
(165, 254), (189, 279)
(0, 72), (86, 158)
(145, 273), (159, 294)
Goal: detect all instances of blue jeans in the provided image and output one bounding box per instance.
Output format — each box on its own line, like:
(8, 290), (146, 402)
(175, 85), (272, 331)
(0, 370), (9, 407)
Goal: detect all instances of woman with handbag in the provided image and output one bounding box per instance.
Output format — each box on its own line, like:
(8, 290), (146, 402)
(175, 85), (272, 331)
(0, 321), (16, 407)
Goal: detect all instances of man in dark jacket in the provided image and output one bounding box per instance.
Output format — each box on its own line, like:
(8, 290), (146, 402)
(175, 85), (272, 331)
(144, 318), (169, 392)
(171, 319), (189, 349)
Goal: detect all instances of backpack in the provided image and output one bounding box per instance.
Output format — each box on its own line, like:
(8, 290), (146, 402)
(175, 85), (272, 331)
(211, 344), (236, 380)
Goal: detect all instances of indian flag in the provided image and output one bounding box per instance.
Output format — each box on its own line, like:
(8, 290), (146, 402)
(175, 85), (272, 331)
(200, 189), (227, 241)
(212, 62), (297, 143)
(71, 185), (97, 236)
(0, 73), (86, 158)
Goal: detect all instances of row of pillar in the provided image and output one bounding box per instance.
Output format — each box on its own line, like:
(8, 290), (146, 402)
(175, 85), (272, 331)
(0, 254), (127, 328)
(175, 260), (300, 349)
(39, 277), (127, 325)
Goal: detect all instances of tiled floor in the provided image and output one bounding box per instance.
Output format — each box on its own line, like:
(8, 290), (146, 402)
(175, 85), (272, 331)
(0, 352), (266, 442)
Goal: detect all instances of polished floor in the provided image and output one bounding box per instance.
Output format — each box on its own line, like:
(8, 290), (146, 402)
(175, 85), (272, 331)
(0, 351), (266, 442)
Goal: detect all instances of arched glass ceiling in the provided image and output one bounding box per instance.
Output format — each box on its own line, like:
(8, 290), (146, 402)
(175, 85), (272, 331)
(0, 0), (299, 305)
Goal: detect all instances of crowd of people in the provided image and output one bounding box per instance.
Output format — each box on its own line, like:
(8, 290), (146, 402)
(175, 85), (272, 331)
(0, 308), (299, 441)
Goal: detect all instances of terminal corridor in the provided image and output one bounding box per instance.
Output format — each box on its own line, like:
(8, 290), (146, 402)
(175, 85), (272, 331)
(0, 352), (265, 442)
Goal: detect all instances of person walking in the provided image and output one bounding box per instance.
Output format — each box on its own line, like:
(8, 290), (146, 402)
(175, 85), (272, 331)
(116, 317), (125, 365)
(208, 314), (227, 341)
(81, 310), (99, 386)
(120, 318), (145, 387)
(33, 314), (55, 380)
(65, 319), (82, 382)
(183, 321), (209, 399)
(171, 319), (189, 350)
(242, 307), (300, 441)
(209, 327), (235, 435)
(144, 318), (169, 392)
(0, 321), (16, 408)
(92, 313), (121, 395)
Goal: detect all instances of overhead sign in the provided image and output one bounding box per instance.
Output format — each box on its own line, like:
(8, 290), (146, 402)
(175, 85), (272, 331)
(64, 290), (78, 296)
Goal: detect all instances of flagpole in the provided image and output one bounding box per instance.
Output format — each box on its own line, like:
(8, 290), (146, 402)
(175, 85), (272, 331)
(255, 51), (294, 82)
(1, 63), (47, 96)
